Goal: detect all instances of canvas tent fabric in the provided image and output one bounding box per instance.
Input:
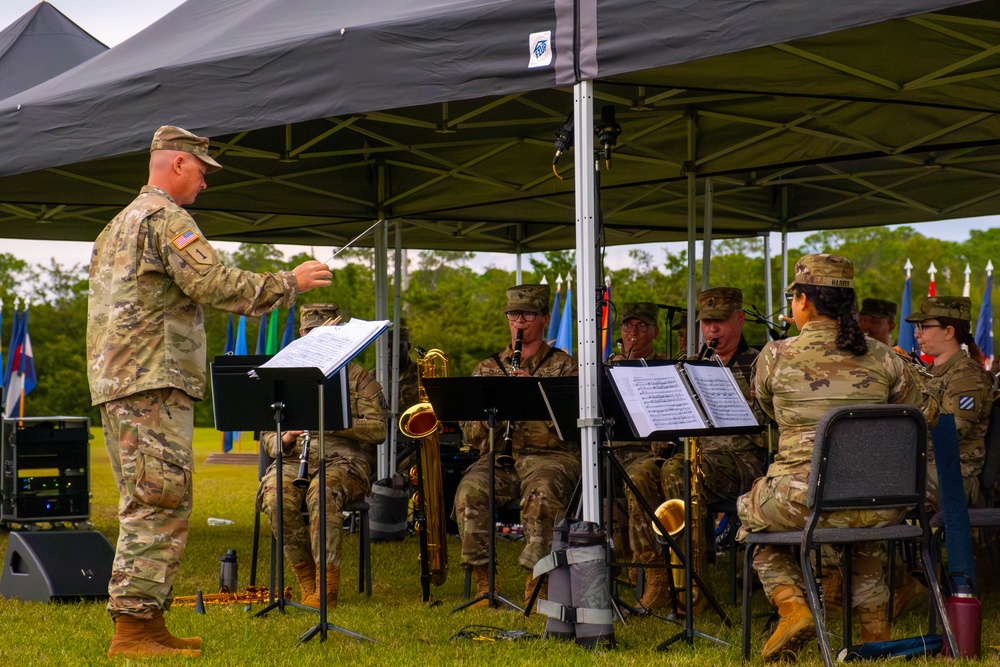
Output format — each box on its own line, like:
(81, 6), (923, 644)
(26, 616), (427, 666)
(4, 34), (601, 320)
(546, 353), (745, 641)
(0, 1), (105, 101)
(0, 0), (997, 252)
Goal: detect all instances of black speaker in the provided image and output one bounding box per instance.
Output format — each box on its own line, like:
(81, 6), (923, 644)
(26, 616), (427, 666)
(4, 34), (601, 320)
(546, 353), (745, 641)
(1, 531), (113, 602)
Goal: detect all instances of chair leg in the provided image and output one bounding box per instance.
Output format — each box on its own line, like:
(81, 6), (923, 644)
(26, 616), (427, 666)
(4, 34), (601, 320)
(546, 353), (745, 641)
(360, 510), (372, 597)
(464, 566), (472, 600)
(922, 542), (959, 657)
(741, 544), (755, 659)
(800, 545), (835, 667)
(728, 513), (739, 606)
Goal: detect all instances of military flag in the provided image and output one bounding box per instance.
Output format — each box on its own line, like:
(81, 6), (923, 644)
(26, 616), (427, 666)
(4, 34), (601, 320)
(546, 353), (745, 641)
(5, 307), (36, 418)
(897, 259), (917, 354)
(975, 261), (994, 368)
(556, 275), (574, 354)
(547, 274), (563, 345)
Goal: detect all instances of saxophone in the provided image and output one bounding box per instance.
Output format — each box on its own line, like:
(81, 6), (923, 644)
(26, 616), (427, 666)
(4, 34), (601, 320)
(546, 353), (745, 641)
(399, 348), (449, 600)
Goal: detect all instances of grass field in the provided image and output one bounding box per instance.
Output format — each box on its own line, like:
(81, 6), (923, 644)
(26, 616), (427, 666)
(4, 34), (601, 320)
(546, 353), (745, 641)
(0, 427), (995, 665)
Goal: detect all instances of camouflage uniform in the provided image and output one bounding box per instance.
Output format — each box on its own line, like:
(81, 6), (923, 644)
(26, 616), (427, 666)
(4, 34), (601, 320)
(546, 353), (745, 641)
(454, 285), (579, 571)
(905, 297), (993, 506)
(258, 361), (386, 566)
(738, 318), (933, 608)
(88, 129), (297, 618)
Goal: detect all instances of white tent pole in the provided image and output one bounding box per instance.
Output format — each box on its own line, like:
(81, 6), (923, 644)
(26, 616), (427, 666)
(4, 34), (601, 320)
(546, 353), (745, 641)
(686, 111), (698, 357)
(763, 233), (773, 326)
(574, 80), (600, 523)
(516, 240), (523, 284)
(701, 177), (712, 291)
(780, 187), (790, 318)
(374, 165), (390, 479)
(390, 219), (403, 474)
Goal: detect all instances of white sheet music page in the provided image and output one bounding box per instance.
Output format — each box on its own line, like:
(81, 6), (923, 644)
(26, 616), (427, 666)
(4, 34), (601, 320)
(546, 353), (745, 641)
(257, 318), (390, 377)
(683, 363), (758, 428)
(607, 365), (705, 437)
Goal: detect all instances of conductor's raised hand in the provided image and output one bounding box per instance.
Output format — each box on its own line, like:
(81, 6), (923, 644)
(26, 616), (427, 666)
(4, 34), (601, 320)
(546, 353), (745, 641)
(293, 260), (333, 292)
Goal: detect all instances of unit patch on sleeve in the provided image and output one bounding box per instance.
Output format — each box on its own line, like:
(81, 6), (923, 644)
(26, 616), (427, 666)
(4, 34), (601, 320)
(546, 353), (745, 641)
(172, 228), (199, 250)
(958, 395), (976, 411)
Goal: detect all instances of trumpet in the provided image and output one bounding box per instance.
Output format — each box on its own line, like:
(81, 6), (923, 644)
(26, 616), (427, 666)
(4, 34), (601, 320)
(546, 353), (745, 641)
(497, 329), (522, 468)
(399, 347), (450, 600)
(293, 431), (311, 489)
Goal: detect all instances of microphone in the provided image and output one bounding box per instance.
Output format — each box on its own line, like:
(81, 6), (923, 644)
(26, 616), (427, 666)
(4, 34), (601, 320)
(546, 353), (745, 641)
(595, 105), (622, 165)
(552, 113), (574, 165)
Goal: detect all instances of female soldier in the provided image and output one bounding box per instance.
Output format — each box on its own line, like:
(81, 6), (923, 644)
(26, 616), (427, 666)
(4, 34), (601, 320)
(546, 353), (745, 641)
(737, 254), (936, 661)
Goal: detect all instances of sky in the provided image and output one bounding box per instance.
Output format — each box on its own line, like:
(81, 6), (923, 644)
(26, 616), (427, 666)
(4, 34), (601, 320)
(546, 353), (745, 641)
(2, 0), (999, 276)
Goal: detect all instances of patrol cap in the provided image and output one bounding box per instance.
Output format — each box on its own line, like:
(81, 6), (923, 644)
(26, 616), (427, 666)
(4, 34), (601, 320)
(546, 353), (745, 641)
(300, 303), (341, 331)
(696, 287), (743, 321)
(785, 253), (854, 291)
(503, 284), (550, 314)
(622, 302), (659, 327)
(904, 296), (971, 323)
(859, 298), (897, 321)
(150, 125), (222, 173)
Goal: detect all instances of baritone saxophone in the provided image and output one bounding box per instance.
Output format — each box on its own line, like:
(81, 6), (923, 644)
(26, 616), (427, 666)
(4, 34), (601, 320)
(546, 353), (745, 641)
(399, 348), (449, 599)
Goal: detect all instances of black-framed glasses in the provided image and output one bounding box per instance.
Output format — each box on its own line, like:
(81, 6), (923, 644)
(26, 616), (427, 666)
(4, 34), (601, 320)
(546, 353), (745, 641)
(505, 311), (537, 322)
(621, 321), (650, 332)
(784, 292), (795, 307)
(914, 323), (946, 333)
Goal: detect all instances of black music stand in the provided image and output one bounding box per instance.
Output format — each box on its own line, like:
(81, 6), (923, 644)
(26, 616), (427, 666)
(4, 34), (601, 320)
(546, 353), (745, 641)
(422, 376), (578, 612)
(604, 361), (761, 650)
(211, 359), (371, 644)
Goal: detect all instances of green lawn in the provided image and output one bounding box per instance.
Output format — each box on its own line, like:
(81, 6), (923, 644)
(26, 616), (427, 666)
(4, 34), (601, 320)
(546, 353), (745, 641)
(0, 427), (994, 665)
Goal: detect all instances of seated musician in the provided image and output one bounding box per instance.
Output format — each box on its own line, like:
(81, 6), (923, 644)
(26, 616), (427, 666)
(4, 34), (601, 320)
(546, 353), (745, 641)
(453, 284), (578, 606)
(257, 303), (387, 608)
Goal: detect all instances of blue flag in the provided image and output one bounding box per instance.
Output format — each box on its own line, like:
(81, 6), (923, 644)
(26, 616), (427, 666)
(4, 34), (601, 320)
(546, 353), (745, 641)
(897, 276), (916, 353)
(235, 316), (248, 355)
(547, 285), (562, 345)
(975, 275), (993, 362)
(255, 313), (268, 355)
(224, 314), (235, 354)
(281, 305), (297, 349)
(556, 284), (573, 354)
(5, 309), (36, 418)
(3, 306), (21, 389)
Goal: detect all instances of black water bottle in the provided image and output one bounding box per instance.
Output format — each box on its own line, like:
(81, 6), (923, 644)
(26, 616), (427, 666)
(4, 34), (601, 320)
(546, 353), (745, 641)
(218, 549), (238, 593)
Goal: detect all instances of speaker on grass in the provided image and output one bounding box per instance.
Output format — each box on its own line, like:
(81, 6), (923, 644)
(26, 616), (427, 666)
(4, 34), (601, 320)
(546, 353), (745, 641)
(1, 531), (114, 602)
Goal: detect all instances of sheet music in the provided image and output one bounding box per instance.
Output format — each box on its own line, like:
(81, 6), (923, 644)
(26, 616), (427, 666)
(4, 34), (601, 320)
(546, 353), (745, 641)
(607, 365), (705, 437)
(255, 318), (389, 377)
(683, 363), (758, 428)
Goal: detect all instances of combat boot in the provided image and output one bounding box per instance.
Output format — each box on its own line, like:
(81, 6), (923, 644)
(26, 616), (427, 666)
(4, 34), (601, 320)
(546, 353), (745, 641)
(761, 585), (815, 662)
(291, 559), (317, 602)
(146, 609), (203, 650)
(301, 564), (340, 609)
(469, 564), (492, 608)
(858, 604), (890, 642)
(525, 573), (547, 607)
(636, 554), (673, 611)
(891, 572), (928, 618)
(821, 567), (843, 615)
(108, 614), (201, 658)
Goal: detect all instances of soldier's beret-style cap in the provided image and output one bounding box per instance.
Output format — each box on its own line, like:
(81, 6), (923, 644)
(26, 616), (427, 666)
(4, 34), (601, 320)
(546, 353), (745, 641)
(904, 296), (971, 323)
(150, 125), (222, 173)
(621, 302), (659, 327)
(696, 287), (743, 321)
(786, 253), (854, 291)
(300, 303), (341, 331)
(503, 284), (550, 314)
(859, 298), (897, 320)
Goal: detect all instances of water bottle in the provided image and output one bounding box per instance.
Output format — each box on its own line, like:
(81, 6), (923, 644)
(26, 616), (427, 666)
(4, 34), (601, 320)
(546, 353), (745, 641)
(218, 549), (238, 593)
(941, 581), (981, 659)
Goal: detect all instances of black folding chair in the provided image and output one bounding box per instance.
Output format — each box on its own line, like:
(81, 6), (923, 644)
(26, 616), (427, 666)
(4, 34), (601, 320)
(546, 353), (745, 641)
(741, 404), (959, 666)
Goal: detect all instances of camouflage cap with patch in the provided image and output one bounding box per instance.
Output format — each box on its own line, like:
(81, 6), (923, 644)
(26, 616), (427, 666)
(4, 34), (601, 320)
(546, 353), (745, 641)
(300, 303), (340, 331)
(904, 296), (972, 323)
(785, 253), (854, 290)
(150, 125), (222, 173)
(503, 283), (550, 314)
(859, 298), (897, 320)
(621, 302), (659, 328)
(696, 287), (743, 321)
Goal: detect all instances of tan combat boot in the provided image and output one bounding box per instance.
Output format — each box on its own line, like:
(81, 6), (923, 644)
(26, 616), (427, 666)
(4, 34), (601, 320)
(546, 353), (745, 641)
(761, 585), (815, 662)
(108, 614), (201, 658)
(636, 553), (673, 611)
(302, 564), (340, 609)
(525, 573), (547, 607)
(821, 567), (843, 615)
(858, 604), (890, 642)
(470, 564), (491, 608)
(291, 559), (317, 603)
(891, 571), (928, 618)
(146, 609), (203, 650)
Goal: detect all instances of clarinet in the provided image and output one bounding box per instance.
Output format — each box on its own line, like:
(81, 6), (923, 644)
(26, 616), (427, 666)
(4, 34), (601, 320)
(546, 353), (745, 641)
(497, 329), (522, 467)
(293, 431), (311, 489)
(699, 337), (719, 361)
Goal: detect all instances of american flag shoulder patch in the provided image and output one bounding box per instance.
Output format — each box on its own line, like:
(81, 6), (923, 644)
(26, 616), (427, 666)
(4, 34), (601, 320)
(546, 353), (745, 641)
(172, 228), (198, 249)
(958, 395), (976, 411)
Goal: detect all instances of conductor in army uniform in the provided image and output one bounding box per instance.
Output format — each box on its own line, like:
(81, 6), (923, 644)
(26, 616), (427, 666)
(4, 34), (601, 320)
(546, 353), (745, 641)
(88, 126), (332, 658)
(858, 298), (898, 347)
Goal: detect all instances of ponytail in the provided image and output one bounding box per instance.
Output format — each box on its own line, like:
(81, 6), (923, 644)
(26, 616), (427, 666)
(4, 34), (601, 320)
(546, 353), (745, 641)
(797, 284), (867, 356)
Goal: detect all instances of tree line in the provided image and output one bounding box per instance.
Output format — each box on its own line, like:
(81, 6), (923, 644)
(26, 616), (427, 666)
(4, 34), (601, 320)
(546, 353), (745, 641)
(4, 225), (998, 428)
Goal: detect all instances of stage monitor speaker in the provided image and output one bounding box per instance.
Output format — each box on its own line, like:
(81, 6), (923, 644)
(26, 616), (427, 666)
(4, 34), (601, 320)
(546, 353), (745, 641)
(0, 531), (113, 602)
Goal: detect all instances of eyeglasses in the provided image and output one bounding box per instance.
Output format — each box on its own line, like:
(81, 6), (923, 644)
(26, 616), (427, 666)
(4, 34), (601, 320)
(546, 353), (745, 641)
(621, 322), (650, 332)
(505, 311), (537, 322)
(784, 292), (795, 307)
(914, 323), (947, 333)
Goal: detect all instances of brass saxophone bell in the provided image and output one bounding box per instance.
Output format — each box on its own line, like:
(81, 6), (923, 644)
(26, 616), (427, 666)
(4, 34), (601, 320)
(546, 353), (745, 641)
(651, 498), (685, 537)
